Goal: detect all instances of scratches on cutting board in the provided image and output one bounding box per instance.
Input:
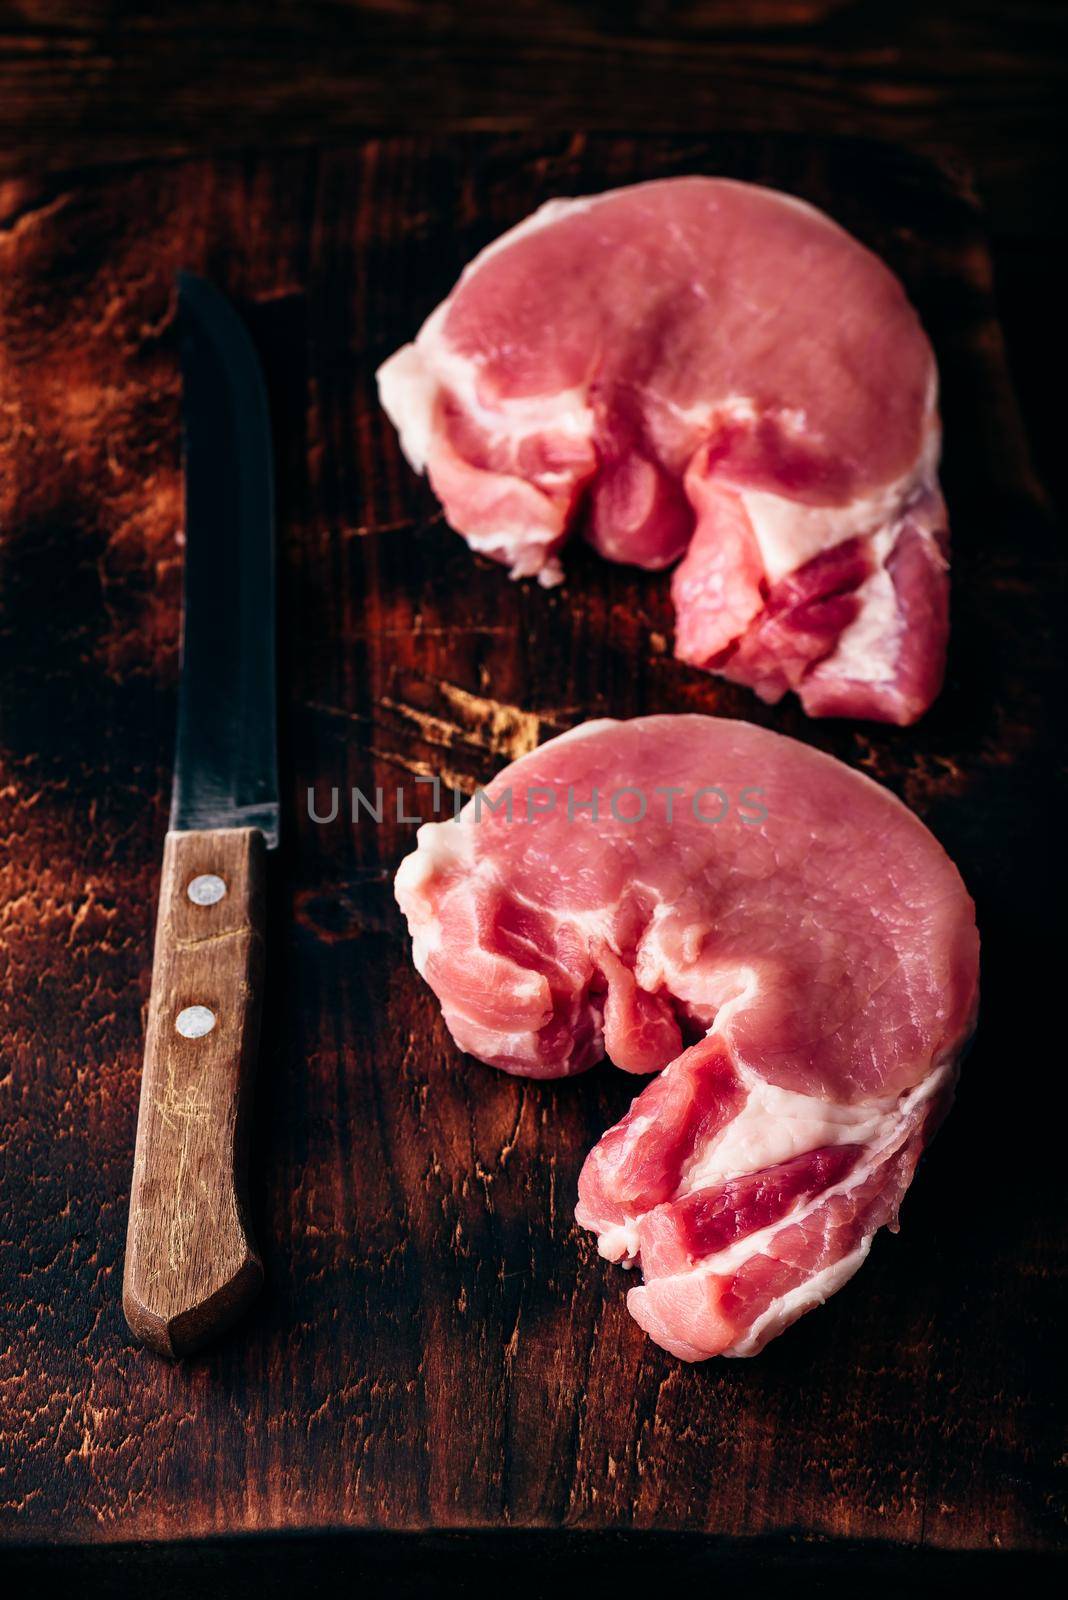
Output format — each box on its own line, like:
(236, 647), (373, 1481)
(379, 679), (541, 763)
(377, 668), (578, 770)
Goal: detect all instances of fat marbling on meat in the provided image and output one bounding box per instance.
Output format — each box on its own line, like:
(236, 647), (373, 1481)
(379, 178), (950, 725)
(394, 715), (979, 1359)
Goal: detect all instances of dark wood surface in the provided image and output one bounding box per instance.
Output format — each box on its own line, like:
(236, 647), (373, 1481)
(0, 3), (1064, 229)
(0, 132), (1063, 1577)
(1, 0), (1066, 535)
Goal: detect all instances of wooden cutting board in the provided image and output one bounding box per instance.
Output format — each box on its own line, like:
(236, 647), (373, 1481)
(0, 134), (1062, 1588)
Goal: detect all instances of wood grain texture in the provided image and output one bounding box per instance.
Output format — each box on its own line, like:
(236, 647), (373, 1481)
(0, 134), (1063, 1569)
(123, 828), (266, 1358)
(0, 1), (1065, 238)
(0, 1), (1064, 542)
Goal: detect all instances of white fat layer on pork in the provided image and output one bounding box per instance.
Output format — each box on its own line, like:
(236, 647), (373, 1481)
(377, 300), (596, 477)
(811, 502), (947, 689)
(394, 815), (479, 979)
(589, 1221), (640, 1264)
(723, 1236), (872, 1357)
(457, 519), (567, 586)
(587, 1052), (954, 1279)
(737, 400), (941, 585)
(676, 1057), (949, 1284)
(680, 1063), (896, 1191)
(376, 342), (439, 475)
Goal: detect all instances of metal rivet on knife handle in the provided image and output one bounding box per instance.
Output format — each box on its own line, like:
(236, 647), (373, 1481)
(175, 1004), (217, 1038)
(187, 872), (227, 905)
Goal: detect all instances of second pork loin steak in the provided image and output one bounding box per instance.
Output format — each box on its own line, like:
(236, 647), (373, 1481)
(379, 178), (950, 725)
(395, 716), (979, 1358)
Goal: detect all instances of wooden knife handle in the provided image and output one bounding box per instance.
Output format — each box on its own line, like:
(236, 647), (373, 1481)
(123, 827), (266, 1357)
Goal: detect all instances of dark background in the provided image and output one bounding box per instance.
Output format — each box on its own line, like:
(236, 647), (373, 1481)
(1, 0), (1066, 521)
(0, 4), (1065, 1595)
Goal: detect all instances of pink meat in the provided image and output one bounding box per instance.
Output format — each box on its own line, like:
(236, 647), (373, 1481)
(394, 715), (979, 1357)
(379, 178), (949, 724)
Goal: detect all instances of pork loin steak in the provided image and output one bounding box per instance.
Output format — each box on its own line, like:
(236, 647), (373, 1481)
(378, 178), (950, 725)
(394, 715), (979, 1358)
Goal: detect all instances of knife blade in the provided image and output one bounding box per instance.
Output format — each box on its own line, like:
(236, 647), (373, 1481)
(123, 274), (278, 1358)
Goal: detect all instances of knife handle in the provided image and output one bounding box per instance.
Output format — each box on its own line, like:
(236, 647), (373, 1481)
(123, 828), (266, 1357)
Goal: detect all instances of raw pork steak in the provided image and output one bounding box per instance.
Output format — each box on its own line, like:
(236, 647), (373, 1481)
(379, 178), (949, 725)
(395, 715), (979, 1358)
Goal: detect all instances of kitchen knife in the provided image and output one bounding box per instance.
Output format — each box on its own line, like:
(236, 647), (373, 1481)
(123, 273), (279, 1358)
